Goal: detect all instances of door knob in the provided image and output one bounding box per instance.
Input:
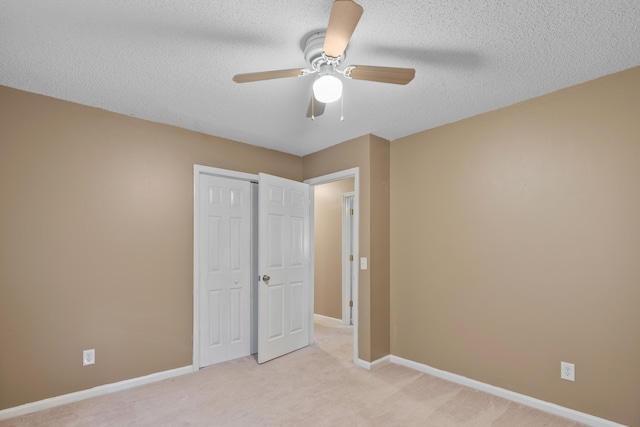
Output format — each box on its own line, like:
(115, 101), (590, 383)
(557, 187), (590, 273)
(262, 275), (270, 283)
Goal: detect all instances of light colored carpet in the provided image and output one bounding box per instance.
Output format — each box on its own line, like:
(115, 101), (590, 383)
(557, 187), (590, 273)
(2, 319), (586, 426)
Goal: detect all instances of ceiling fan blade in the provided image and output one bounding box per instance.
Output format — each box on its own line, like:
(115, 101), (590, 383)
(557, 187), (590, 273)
(345, 65), (415, 85)
(232, 68), (305, 83)
(323, 0), (363, 58)
(306, 95), (326, 118)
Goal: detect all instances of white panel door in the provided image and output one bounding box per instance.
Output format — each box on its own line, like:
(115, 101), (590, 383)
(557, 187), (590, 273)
(199, 174), (251, 367)
(258, 173), (310, 364)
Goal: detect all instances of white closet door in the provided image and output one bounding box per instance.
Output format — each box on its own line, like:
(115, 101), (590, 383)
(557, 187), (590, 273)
(257, 173), (311, 364)
(199, 174), (251, 367)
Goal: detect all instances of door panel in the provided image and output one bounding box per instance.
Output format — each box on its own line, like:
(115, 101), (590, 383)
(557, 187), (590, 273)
(230, 287), (242, 342)
(268, 215), (284, 268)
(208, 290), (222, 346)
(268, 284), (285, 339)
(199, 174), (251, 367)
(258, 173), (311, 363)
(290, 281), (304, 332)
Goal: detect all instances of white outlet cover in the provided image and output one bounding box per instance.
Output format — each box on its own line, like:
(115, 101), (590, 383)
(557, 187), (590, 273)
(561, 361), (575, 381)
(83, 349), (95, 366)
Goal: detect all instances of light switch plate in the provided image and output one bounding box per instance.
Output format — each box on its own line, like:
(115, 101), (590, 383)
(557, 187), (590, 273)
(360, 257), (367, 270)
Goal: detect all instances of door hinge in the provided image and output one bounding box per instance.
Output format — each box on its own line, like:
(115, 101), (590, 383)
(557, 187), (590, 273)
(349, 255), (354, 261)
(350, 209), (354, 215)
(349, 301), (353, 307)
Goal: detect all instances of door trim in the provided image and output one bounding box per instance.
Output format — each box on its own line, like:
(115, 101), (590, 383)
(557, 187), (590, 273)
(342, 192), (355, 326)
(193, 165), (258, 370)
(305, 167), (360, 365)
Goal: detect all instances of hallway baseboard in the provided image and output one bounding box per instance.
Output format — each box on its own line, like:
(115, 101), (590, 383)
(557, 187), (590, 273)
(313, 313), (343, 326)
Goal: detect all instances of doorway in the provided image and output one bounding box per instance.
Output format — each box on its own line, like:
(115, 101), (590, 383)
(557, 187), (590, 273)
(312, 179), (355, 326)
(306, 168), (360, 364)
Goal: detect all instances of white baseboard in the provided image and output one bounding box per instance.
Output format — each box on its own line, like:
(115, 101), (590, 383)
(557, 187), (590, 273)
(355, 355), (391, 371)
(313, 313), (344, 326)
(1, 356), (626, 427)
(355, 358), (370, 369)
(390, 356), (626, 427)
(0, 365), (194, 421)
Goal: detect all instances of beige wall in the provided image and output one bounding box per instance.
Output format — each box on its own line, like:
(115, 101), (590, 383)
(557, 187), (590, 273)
(313, 179), (355, 320)
(369, 135), (391, 361)
(303, 135), (391, 361)
(0, 86), (302, 410)
(390, 67), (640, 426)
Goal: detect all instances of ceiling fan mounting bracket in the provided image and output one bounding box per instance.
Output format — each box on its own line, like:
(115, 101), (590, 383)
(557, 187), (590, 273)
(303, 31), (345, 72)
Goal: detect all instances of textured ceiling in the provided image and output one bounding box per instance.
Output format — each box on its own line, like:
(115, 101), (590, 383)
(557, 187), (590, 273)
(1, 1), (639, 156)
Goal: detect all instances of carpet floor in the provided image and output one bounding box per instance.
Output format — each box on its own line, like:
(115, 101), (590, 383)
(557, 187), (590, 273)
(1, 318), (587, 426)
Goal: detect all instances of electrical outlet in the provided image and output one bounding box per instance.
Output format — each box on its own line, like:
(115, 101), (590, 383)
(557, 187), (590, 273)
(561, 361), (575, 381)
(83, 349), (95, 366)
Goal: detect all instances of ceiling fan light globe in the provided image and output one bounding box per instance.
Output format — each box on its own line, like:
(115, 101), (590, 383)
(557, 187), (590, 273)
(313, 75), (343, 103)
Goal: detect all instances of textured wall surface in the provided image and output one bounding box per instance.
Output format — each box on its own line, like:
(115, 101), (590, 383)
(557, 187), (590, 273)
(390, 67), (640, 426)
(0, 86), (302, 410)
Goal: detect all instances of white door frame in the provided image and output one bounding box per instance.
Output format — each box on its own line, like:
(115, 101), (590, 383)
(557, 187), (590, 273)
(342, 192), (355, 326)
(305, 168), (360, 365)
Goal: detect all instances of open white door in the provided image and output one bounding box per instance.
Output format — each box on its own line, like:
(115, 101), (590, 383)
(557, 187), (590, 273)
(258, 173), (311, 363)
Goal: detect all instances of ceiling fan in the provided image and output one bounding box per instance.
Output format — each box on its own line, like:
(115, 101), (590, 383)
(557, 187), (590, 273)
(232, 0), (415, 119)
